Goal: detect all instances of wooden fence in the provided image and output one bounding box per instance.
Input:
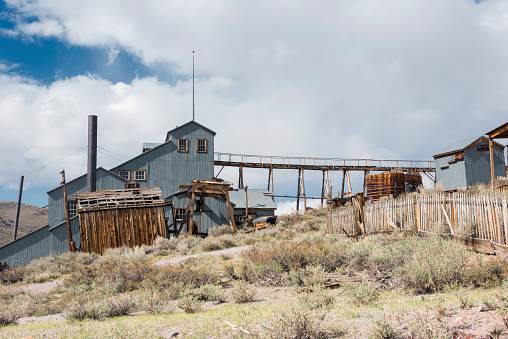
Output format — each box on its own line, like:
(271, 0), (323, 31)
(328, 192), (508, 247)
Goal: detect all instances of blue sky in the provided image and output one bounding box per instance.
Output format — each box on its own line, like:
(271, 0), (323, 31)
(0, 0), (508, 213)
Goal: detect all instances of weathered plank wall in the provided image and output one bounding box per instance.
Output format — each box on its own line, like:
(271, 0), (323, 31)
(79, 206), (166, 255)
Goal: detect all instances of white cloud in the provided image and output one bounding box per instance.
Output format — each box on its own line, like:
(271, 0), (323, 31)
(3, 0), (508, 201)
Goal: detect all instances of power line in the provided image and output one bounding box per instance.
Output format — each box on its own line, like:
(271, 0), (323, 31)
(0, 146), (87, 188)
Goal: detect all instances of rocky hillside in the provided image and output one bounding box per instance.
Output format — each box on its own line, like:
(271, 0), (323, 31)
(0, 201), (48, 247)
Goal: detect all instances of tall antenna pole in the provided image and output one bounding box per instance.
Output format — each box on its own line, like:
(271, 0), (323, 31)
(192, 51), (195, 121)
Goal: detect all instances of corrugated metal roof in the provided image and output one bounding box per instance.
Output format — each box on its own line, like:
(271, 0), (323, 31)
(229, 188), (276, 210)
(435, 137), (480, 157)
(143, 142), (162, 150)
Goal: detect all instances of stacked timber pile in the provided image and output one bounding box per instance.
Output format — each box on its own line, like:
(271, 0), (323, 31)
(366, 172), (422, 201)
(75, 187), (168, 254)
(76, 187), (164, 211)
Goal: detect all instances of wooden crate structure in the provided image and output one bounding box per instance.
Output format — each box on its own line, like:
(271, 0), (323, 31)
(76, 187), (168, 254)
(366, 172), (422, 202)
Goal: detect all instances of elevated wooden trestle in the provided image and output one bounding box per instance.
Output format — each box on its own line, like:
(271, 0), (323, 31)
(215, 152), (436, 210)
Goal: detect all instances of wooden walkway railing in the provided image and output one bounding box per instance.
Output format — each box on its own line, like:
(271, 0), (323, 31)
(215, 152), (436, 172)
(329, 191), (508, 247)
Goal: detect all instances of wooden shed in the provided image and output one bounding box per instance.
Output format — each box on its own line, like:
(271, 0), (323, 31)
(366, 171), (422, 201)
(76, 187), (169, 254)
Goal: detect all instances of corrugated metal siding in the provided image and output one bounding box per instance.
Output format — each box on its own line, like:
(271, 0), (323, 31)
(435, 155), (467, 191)
(436, 139), (506, 191)
(465, 141), (505, 187)
(111, 123), (214, 199)
(0, 217), (79, 267)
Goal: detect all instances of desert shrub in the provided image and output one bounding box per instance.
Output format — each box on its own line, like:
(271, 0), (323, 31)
(301, 265), (328, 287)
(217, 234), (237, 248)
(208, 224), (235, 236)
(23, 254), (81, 283)
(135, 290), (169, 314)
(181, 284), (227, 304)
(394, 236), (470, 294)
(66, 294), (135, 321)
(0, 303), (25, 326)
(144, 263), (220, 291)
(231, 281), (256, 303)
(346, 242), (374, 271)
(177, 295), (204, 313)
(463, 256), (508, 289)
(102, 294), (135, 317)
(66, 295), (107, 321)
(64, 255), (154, 295)
(200, 237), (223, 252)
(298, 289), (335, 311)
(153, 249), (170, 257)
(264, 304), (332, 339)
(372, 317), (399, 339)
(349, 281), (379, 306)
(242, 238), (346, 275)
(0, 267), (25, 285)
(175, 235), (201, 255)
(153, 236), (178, 251)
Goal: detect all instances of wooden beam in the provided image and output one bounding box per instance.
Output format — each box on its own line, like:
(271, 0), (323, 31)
(490, 138), (495, 190)
(238, 166), (244, 189)
(223, 188), (237, 234)
(296, 168), (301, 213)
(60, 170), (76, 252)
(188, 191), (195, 235)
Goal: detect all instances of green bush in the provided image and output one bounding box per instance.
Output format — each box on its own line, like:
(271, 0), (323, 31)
(394, 236), (470, 294)
(349, 281), (379, 306)
(177, 295), (204, 313)
(66, 294), (135, 321)
(231, 281), (256, 303)
(200, 237), (223, 252)
(463, 257), (508, 289)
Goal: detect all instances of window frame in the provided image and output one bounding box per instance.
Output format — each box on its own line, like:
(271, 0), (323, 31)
(134, 170), (146, 181)
(118, 170), (130, 181)
(196, 139), (207, 153)
(67, 199), (77, 218)
(175, 208), (187, 221)
(178, 138), (189, 153)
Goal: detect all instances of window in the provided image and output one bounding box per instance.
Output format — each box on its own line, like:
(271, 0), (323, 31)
(197, 139), (207, 153)
(175, 208), (186, 221)
(134, 170), (146, 181)
(67, 200), (77, 218)
(178, 139), (188, 152)
(118, 170), (130, 181)
(234, 215), (244, 224)
(477, 144), (489, 151)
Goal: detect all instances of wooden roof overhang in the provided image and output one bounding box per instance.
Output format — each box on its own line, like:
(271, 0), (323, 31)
(486, 122), (508, 189)
(487, 122), (508, 140)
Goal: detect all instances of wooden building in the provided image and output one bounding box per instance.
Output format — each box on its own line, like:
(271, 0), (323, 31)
(366, 171), (422, 201)
(433, 136), (505, 191)
(0, 120), (238, 266)
(76, 187), (168, 254)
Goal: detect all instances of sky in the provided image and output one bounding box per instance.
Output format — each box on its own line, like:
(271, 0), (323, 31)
(1, 0), (508, 213)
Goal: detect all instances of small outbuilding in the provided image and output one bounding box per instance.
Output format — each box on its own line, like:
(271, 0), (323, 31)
(433, 136), (505, 191)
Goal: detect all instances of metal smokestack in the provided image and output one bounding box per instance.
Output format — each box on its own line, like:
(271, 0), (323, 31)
(87, 115), (97, 192)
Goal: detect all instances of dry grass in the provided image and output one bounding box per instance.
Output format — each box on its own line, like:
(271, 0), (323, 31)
(2, 209), (508, 337)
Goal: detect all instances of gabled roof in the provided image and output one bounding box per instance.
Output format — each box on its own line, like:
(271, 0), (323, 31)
(47, 167), (128, 194)
(110, 141), (170, 171)
(165, 121), (216, 142)
(433, 136), (504, 159)
(229, 188), (276, 210)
